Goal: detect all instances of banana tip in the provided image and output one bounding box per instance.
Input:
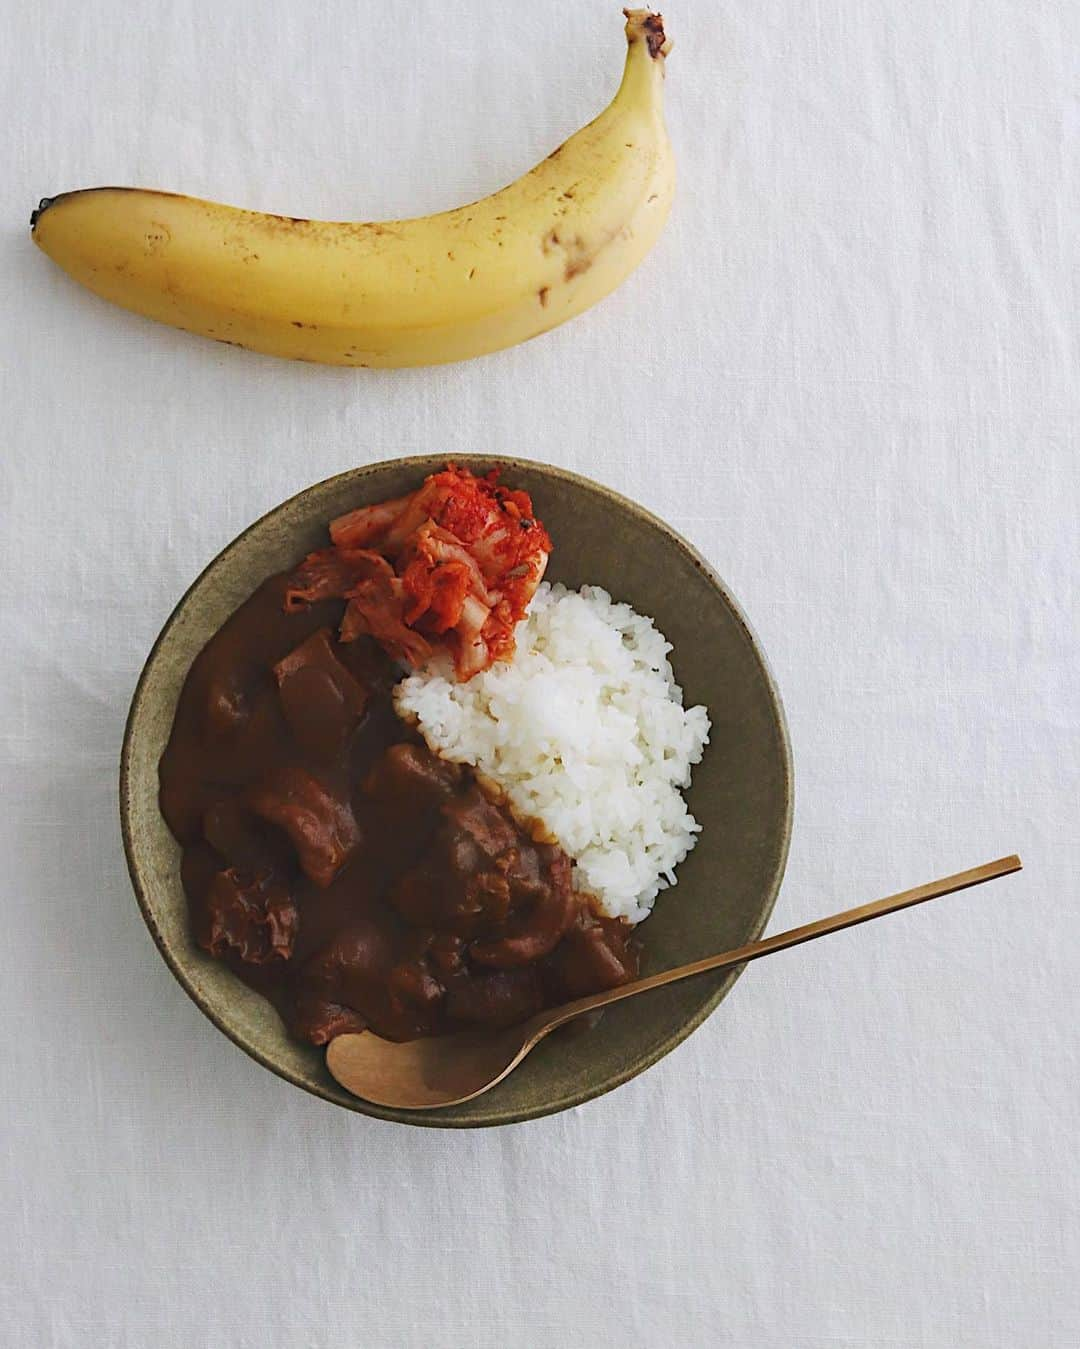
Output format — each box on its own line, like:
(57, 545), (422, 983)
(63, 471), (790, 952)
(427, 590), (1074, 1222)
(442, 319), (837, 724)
(30, 196), (57, 231)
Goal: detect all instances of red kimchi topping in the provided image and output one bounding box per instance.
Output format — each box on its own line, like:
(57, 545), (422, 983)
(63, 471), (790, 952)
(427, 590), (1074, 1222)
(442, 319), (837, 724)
(284, 465), (551, 680)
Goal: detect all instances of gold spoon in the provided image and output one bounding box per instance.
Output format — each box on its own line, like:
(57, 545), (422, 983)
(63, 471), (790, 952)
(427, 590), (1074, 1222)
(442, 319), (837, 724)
(327, 854), (1022, 1110)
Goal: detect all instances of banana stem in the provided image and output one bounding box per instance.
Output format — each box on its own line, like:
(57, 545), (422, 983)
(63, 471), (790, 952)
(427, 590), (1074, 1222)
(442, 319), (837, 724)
(623, 9), (671, 63)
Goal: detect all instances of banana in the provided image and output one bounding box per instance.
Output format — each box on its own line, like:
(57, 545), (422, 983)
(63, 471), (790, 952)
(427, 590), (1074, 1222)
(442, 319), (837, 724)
(31, 9), (673, 368)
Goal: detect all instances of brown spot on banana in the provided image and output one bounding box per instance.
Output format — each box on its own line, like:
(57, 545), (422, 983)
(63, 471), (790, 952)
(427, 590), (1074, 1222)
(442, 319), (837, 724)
(145, 222), (171, 253)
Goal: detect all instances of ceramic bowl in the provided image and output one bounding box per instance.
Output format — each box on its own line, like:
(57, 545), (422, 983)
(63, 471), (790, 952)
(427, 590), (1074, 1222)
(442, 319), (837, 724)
(120, 456), (792, 1127)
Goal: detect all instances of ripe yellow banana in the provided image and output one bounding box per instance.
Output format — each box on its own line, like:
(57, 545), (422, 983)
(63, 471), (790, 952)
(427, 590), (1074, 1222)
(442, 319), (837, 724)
(31, 9), (673, 368)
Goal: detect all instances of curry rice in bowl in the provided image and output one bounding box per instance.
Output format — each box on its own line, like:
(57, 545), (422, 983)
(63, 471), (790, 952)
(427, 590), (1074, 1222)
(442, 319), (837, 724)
(121, 457), (791, 1126)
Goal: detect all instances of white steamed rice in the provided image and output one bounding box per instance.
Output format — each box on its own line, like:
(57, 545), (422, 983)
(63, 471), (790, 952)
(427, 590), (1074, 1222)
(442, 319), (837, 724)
(394, 583), (710, 924)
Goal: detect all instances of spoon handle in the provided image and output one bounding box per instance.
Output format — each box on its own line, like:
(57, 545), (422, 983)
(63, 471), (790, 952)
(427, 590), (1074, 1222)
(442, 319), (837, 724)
(538, 854), (1023, 1033)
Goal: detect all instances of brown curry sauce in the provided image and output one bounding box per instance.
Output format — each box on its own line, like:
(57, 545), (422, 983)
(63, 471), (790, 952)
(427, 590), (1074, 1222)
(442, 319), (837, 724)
(159, 573), (639, 1045)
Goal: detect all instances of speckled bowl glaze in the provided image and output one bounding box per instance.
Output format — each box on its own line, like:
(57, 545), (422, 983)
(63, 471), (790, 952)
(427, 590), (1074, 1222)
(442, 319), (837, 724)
(120, 456), (792, 1127)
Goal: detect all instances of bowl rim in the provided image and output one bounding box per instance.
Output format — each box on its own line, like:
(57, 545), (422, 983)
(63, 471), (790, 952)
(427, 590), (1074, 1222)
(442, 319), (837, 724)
(120, 454), (793, 1127)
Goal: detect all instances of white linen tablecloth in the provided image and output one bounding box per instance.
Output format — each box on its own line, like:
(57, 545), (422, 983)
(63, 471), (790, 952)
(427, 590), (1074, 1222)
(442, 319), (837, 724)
(3, 2), (1077, 1345)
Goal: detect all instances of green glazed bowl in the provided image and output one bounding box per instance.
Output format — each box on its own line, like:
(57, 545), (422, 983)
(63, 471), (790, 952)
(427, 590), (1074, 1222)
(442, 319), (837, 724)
(120, 456), (792, 1127)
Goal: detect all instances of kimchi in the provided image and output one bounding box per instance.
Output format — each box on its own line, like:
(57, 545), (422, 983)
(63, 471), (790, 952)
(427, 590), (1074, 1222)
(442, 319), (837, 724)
(285, 465), (551, 679)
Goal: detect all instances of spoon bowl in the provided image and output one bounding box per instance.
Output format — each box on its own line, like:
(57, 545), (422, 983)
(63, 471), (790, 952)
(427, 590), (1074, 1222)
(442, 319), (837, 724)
(327, 1024), (538, 1110)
